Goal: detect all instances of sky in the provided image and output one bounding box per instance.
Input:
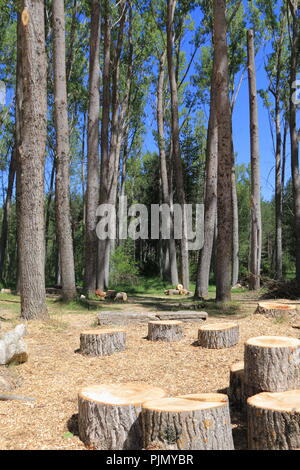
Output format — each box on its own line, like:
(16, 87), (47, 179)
(141, 3), (292, 203)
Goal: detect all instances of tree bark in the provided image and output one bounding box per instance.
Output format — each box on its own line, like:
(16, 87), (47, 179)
(248, 390), (300, 450)
(166, 0), (189, 290)
(198, 322), (239, 349)
(147, 320), (184, 342)
(80, 329), (126, 356)
(78, 383), (166, 450)
(52, 0), (76, 302)
(85, 0), (101, 295)
(213, 0), (234, 302)
(244, 336), (300, 398)
(247, 30), (262, 291)
(18, 0), (48, 320)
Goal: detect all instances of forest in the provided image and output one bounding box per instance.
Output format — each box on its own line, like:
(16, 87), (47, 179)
(0, 0), (298, 318)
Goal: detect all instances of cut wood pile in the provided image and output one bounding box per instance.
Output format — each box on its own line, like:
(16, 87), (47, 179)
(261, 279), (300, 300)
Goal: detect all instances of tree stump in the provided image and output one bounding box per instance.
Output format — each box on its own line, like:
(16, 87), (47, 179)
(248, 390), (300, 450)
(0, 324), (28, 365)
(78, 383), (167, 450)
(228, 361), (245, 410)
(142, 393), (234, 450)
(244, 336), (300, 398)
(255, 302), (298, 321)
(147, 321), (184, 342)
(80, 329), (126, 356)
(198, 322), (239, 349)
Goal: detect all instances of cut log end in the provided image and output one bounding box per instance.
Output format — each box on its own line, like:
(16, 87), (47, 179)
(78, 383), (167, 450)
(80, 329), (126, 357)
(248, 390), (300, 413)
(142, 395), (228, 412)
(248, 390), (300, 450)
(198, 322), (239, 349)
(79, 383), (167, 406)
(246, 335), (300, 348)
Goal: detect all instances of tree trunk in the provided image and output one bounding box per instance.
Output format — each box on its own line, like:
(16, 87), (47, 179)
(52, 0), (76, 302)
(157, 50), (178, 286)
(247, 29), (262, 291)
(80, 329), (126, 356)
(232, 166), (239, 286)
(166, 0), (189, 290)
(214, 0), (234, 302)
(288, 0), (300, 284)
(78, 383), (167, 450)
(18, 0), (48, 320)
(142, 394), (234, 450)
(85, 0), (100, 295)
(198, 322), (239, 349)
(195, 52), (218, 299)
(147, 320), (184, 342)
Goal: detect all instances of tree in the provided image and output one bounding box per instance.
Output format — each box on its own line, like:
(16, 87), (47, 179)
(17, 0), (48, 319)
(84, 0), (101, 295)
(213, 0), (234, 303)
(52, 0), (77, 302)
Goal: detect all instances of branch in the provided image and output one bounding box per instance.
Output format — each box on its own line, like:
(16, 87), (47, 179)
(227, 0), (243, 27)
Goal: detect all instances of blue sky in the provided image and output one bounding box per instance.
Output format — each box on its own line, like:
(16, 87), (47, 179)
(141, 3), (291, 203)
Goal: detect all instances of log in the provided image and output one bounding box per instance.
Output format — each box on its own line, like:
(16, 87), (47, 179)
(0, 324), (28, 365)
(164, 289), (181, 296)
(228, 361), (245, 410)
(142, 393), (234, 450)
(247, 390), (300, 450)
(80, 329), (126, 357)
(255, 302), (298, 321)
(78, 383), (167, 450)
(198, 322), (239, 349)
(244, 336), (300, 398)
(147, 321), (184, 342)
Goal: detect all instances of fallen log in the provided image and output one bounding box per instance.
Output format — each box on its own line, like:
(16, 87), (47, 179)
(0, 324), (28, 365)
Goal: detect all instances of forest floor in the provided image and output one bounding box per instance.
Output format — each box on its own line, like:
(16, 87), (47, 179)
(0, 290), (299, 450)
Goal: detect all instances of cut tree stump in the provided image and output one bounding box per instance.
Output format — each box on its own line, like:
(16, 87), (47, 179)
(248, 390), (300, 450)
(198, 323), (239, 349)
(244, 336), (300, 398)
(142, 393), (234, 450)
(228, 361), (245, 410)
(147, 321), (184, 342)
(78, 383), (167, 450)
(80, 329), (126, 356)
(255, 302), (298, 321)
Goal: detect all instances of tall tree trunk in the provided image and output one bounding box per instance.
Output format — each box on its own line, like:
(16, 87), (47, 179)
(247, 29), (262, 291)
(85, 0), (100, 295)
(18, 0), (48, 319)
(214, 0), (234, 303)
(232, 165), (239, 286)
(195, 49), (218, 299)
(166, 0), (189, 289)
(97, 0), (111, 290)
(157, 51), (178, 286)
(0, 147), (16, 283)
(53, 0), (77, 302)
(275, 94), (283, 280)
(288, 0), (300, 284)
